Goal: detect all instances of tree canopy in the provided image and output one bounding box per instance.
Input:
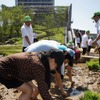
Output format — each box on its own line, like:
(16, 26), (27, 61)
(0, 5), (68, 43)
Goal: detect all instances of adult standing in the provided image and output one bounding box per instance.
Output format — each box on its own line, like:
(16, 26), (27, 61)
(87, 36), (93, 55)
(81, 30), (90, 55)
(21, 15), (33, 52)
(76, 30), (82, 48)
(76, 36), (81, 48)
(92, 12), (100, 65)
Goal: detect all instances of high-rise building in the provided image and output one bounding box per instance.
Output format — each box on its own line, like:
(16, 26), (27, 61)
(15, 0), (54, 7)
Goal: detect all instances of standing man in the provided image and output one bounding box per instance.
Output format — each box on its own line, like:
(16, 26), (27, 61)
(92, 12), (100, 65)
(87, 36), (93, 55)
(21, 15), (33, 52)
(81, 30), (90, 55)
(92, 12), (100, 48)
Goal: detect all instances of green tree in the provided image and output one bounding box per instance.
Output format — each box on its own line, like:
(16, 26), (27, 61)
(0, 5), (33, 42)
(0, 5), (68, 43)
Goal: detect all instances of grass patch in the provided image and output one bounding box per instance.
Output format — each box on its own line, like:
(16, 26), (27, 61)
(80, 91), (100, 100)
(0, 45), (22, 56)
(0, 27), (65, 56)
(86, 59), (100, 71)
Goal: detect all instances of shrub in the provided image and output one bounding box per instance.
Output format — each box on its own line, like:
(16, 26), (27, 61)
(80, 91), (100, 100)
(86, 59), (100, 71)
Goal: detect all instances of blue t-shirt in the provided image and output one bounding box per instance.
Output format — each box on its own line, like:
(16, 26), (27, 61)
(25, 40), (59, 52)
(25, 40), (75, 57)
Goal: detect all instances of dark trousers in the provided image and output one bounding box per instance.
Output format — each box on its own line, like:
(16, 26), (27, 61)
(22, 47), (27, 52)
(33, 38), (38, 42)
(87, 46), (92, 53)
(77, 43), (80, 48)
(82, 48), (87, 55)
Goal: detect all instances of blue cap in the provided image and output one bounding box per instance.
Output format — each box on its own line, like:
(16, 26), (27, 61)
(57, 45), (67, 51)
(57, 45), (75, 57)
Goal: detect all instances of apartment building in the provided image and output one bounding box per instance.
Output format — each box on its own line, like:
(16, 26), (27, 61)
(15, 0), (54, 7)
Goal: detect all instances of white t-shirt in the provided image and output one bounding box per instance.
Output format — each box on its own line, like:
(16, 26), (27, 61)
(81, 34), (88, 48)
(76, 37), (80, 43)
(95, 19), (100, 47)
(21, 23), (33, 47)
(88, 39), (92, 46)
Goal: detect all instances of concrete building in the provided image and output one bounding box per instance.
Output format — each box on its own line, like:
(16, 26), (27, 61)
(15, 0), (54, 7)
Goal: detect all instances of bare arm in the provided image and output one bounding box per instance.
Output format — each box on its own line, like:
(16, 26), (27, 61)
(92, 34), (100, 45)
(54, 71), (68, 96)
(95, 34), (100, 41)
(25, 36), (31, 45)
